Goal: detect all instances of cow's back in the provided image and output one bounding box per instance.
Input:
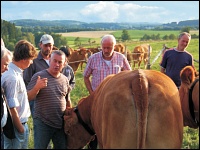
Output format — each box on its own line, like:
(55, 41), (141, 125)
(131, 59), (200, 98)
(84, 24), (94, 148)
(92, 70), (183, 148)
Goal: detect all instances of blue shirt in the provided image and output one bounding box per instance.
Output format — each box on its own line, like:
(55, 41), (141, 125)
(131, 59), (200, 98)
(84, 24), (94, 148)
(160, 48), (193, 87)
(1, 62), (30, 123)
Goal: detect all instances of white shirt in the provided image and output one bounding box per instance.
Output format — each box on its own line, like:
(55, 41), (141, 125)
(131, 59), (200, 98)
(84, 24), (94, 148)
(1, 101), (8, 127)
(1, 62), (31, 123)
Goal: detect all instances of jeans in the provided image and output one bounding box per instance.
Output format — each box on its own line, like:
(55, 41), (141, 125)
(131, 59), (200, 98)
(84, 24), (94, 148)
(29, 100), (35, 117)
(1, 129), (4, 149)
(33, 117), (66, 149)
(4, 123), (29, 149)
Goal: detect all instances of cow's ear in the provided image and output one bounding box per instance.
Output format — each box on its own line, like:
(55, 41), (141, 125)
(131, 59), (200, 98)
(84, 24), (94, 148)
(64, 107), (73, 116)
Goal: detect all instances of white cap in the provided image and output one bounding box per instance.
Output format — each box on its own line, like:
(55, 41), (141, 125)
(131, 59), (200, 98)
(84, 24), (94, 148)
(40, 34), (54, 45)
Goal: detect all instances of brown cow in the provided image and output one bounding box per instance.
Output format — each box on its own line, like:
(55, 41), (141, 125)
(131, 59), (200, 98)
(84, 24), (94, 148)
(64, 70), (183, 149)
(78, 48), (95, 71)
(132, 45), (145, 69)
(114, 43), (125, 53)
(179, 66), (199, 128)
(68, 48), (88, 74)
(132, 44), (152, 70)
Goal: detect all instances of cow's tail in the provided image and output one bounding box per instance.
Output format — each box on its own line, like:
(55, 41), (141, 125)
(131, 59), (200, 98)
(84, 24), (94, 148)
(132, 69), (149, 149)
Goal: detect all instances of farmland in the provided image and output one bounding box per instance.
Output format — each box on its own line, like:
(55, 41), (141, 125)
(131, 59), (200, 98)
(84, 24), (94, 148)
(28, 30), (199, 149)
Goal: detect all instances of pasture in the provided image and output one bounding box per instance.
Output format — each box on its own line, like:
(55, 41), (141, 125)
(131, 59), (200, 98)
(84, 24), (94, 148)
(28, 30), (199, 149)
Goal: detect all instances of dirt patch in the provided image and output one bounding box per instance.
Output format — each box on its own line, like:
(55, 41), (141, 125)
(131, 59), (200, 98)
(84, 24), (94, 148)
(60, 31), (115, 38)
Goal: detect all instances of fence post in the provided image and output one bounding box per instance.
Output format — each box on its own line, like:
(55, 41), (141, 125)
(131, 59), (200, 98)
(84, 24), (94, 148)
(125, 45), (127, 58)
(147, 44), (151, 69)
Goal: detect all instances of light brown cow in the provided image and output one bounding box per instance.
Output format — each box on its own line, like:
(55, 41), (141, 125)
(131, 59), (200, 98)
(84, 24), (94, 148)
(78, 48), (94, 71)
(132, 44), (152, 69)
(132, 45), (145, 69)
(179, 66), (199, 128)
(114, 43), (125, 53)
(68, 48), (88, 74)
(64, 70), (183, 149)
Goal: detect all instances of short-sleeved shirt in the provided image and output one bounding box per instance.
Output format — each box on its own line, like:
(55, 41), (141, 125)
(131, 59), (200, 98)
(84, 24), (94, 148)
(1, 62), (31, 123)
(83, 51), (132, 91)
(23, 51), (49, 87)
(27, 69), (70, 129)
(62, 65), (75, 89)
(160, 48), (193, 87)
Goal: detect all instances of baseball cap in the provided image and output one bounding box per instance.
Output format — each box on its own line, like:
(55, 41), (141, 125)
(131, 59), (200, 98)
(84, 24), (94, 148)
(40, 34), (54, 45)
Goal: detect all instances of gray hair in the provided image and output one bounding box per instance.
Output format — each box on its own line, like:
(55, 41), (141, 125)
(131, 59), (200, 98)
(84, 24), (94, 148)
(50, 50), (66, 59)
(101, 34), (116, 46)
(1, 46), (13, 59)
(178, 32), (191, 40)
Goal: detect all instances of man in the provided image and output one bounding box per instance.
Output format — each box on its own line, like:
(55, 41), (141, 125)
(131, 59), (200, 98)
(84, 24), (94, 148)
(23, 34), (54, 116)
(1, 40), (37, 149)
(160, 32), (194, 89)
(1, 45), (15, 149)
(27, 50), (71, 149)
(84, 34), (132, 94)
(83, 34), (132, 148)
(59, 46), (75, 90)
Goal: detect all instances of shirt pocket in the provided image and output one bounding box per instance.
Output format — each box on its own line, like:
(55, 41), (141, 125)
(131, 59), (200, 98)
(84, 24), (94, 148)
(113, 64), (121, 73)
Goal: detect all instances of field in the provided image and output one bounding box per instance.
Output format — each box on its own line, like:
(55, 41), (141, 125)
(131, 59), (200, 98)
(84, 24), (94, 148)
(60, 30), (115, 38)
(28, 30), (199, 149)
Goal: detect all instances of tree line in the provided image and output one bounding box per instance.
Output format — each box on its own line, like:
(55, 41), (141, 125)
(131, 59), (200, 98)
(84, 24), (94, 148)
(1, 19), (199, 51)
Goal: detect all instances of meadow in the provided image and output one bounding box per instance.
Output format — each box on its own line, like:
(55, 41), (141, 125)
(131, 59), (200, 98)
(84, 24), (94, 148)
(28, 30), (199, 149)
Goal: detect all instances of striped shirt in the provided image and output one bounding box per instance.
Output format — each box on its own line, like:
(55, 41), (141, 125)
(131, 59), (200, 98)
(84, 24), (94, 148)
(84, 51), (132, 91)
(1, 62), (31, 123)
(27, 69), (70, 129)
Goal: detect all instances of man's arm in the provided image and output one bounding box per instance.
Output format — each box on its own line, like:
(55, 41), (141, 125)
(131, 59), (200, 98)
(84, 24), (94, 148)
(84, 76), (93, 95)
(27, 76), (48, 100)
(160, 67), (166, 74)
(10, 108), (24, 133)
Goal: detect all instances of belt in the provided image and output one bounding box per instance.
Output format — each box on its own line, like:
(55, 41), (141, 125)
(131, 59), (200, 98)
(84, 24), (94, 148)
(22, 122), (27, 125)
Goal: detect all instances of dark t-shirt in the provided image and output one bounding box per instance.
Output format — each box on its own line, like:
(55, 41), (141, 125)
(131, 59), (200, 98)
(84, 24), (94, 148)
(160, 49), (193, 87)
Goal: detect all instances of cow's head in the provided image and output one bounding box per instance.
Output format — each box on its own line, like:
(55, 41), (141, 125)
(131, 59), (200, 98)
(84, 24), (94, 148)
(64, 107), (95, 149)
(179, 66), (199, 128)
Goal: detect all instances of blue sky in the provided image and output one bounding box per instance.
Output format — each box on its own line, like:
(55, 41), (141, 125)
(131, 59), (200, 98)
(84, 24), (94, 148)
(1, 1), (199, 24)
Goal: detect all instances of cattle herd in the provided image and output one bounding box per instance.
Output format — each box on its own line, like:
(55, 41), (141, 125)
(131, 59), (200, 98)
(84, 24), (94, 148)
(59, 43), (199, 149)
(64, 43), (154, 74)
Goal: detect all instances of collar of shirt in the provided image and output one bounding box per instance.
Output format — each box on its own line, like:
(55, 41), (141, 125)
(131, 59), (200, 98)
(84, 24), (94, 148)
(9, 62), (23, 75)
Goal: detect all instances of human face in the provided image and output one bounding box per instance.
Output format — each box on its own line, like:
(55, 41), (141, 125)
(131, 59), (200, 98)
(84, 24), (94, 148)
(49, 54), (66, 75)
(101, 40), (114, 60)
(1, 55), (12, 74)
(40, 43), (53, 57)
(22, 58), (34, 70)
(178, 35), (191, 51)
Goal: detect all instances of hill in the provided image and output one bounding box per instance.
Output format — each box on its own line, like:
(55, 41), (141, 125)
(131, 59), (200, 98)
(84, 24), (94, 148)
(9, 19), (199, 30)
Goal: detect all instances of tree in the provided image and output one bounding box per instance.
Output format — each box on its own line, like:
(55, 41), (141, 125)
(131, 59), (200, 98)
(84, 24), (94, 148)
(74, 37), (81, 46)
(121, 30), (131, 42)
(181, 26), (191, 33)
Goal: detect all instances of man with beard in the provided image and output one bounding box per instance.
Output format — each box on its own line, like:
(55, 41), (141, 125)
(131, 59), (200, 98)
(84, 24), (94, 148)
(23, 34), (54, 117)
(83, 34), (132, 149)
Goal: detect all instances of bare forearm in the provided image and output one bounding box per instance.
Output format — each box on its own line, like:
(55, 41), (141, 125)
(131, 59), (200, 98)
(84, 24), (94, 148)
(27, 86), (40, 100)
(84, 77), (93, 95)
(10, 108), (24, 133)
(66, 99), (72, 108)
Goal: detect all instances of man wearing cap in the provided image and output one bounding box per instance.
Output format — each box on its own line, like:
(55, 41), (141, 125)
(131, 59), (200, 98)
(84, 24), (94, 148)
(23, 34), (54, 117)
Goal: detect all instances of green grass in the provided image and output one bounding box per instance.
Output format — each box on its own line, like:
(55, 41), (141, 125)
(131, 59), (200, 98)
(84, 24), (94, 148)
(112, 29), (182, 40)
(28, 30), (199, 149)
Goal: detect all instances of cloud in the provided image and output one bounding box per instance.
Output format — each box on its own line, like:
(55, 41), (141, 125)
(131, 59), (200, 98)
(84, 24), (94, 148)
(80, 1), (171, 23)
(80, 1), (120, 22)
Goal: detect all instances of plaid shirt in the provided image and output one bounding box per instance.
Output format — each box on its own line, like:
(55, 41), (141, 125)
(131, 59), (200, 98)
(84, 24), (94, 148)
(83, 51), (132, 91)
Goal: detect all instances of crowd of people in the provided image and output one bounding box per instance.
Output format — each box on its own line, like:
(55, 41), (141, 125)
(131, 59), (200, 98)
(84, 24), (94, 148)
(1, 32), (196, 149)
